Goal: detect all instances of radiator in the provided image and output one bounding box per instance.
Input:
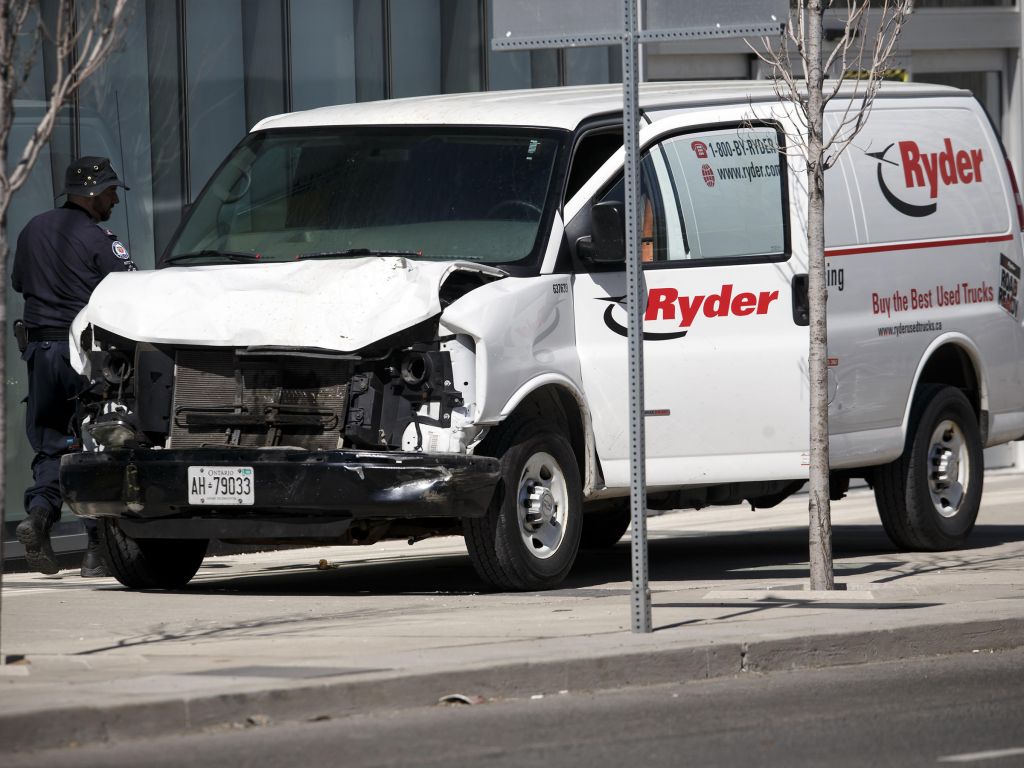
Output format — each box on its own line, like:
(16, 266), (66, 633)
(169, 348), (349, 450)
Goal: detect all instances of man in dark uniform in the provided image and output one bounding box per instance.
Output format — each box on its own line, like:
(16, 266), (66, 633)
(12, 156), (138, 576)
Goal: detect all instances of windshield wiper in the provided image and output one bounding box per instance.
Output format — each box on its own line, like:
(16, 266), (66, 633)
(164, 250), (263, 265)
(296, 248), (422, 261)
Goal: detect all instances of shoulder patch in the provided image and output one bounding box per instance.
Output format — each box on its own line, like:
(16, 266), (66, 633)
(112, 241), (131, 260)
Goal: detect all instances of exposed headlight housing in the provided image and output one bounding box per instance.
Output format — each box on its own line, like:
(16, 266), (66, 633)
(400, 352), (432, 389)
(101, 349), (133, 386)
(84, 401), (137, 449)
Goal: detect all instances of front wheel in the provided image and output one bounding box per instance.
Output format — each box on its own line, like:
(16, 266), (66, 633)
(99, 519), (208, 589)
(463, 419), (582, 590)
(874, 384), (983, 550)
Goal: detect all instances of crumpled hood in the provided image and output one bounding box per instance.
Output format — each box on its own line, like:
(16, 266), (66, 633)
(73, 256), (504, 354)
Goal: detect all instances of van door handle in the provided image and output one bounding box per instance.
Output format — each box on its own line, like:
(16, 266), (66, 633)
(792, 273), (809, 326)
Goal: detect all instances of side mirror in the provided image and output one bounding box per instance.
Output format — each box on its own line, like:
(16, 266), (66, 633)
(587, 200), (626, 264)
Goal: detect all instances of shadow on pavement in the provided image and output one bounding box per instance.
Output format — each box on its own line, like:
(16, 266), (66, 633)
(146, 521), (1024, 598)
(182, 551), (483, 596)
(569, 524), (903, 586)
(57, 521), (1021, 655)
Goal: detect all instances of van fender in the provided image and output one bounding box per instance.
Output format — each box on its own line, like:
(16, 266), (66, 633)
(902, 332), (987, 442)
(498, 374), (601, 496)
(441, 275), (582, 428)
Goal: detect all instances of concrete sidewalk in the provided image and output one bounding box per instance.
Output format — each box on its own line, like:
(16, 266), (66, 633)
(2, 475), (1024, 753)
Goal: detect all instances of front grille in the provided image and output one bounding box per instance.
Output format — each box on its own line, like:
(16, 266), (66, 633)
(169, 348), (349, 450)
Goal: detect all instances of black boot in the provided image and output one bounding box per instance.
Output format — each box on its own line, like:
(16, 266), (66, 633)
(80, 527), (109, 578)
(16, 509), (60, 575)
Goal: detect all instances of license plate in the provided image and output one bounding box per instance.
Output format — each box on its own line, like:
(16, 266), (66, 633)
(188, 466), (254, 505)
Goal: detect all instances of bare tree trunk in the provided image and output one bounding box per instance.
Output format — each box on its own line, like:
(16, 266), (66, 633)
(805, 0), (834, 591)
(0, 224), (8, 663)
(0, 0), (130, 665)
(0, 1), (13, 664)
(752, 0), (911, 591)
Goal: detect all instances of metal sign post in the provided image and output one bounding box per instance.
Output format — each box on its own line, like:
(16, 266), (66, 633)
(620, 0), (651, 633)
(492, 0), (786, 634)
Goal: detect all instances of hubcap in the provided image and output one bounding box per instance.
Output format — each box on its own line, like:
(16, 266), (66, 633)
(928, 419), (969, 518)
(524, 485), (556, 530)
(517, 451), (568, 559)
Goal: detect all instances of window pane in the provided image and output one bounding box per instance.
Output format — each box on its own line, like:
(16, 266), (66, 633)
(390, 0), (441, 97)
(78, 2), (157, 268)
(241, 0), (286, 126)
(5, 4), (55, 525)
(441, 0), (482, 92)
(529, 51), (561, 87)
(144, 0), (186, 257)
(354, 0), (385, 101)
(489, 49), (560, 90)
(598, 155), (675, 263)
(658, 127), (786, 260)
(185, 0), (246, 199)
(290, 0), (358, 108)
(489, 49), (531, 90)
(565, 47), (619, 86)
(168, 128), (563, 265)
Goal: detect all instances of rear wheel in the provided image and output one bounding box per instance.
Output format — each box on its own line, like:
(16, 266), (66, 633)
(463, 418), (582, 590)
(874, 384), (983, 550)
(99, 519), (208, 589)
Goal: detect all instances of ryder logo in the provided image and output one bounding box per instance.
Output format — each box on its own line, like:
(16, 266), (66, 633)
(600, 285), (779, 339)
(867, 139), (984, 218)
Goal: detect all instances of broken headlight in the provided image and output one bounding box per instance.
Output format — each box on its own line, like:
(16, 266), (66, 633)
(79, 331), (141, 450)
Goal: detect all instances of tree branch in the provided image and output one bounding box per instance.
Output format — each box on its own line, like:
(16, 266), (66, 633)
(6, 0), (129, 196)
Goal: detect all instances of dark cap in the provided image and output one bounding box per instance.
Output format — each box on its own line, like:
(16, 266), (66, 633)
(64, 156), (130, 197)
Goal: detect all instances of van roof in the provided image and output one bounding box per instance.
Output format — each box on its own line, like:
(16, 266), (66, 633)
(253, 80), (969, 133)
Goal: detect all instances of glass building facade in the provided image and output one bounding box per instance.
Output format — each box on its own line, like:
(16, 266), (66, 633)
(3, 0), (1023, 551)
(2, 0), (621, 544)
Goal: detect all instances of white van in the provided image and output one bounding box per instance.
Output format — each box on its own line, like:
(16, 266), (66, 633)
(61, 82), (1024, 591)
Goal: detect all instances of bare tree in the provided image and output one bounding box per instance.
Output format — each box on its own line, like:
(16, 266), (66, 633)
(0, 0), (129, 663)
(754, 0), (912, 590)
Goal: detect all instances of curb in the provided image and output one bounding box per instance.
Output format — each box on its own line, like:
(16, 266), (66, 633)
(3, 616), (1023, 754)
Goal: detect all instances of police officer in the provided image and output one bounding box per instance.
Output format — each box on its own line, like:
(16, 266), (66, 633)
(12, 156), (138, 577)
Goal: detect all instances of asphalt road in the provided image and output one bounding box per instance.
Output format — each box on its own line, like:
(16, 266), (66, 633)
(9, 647), (1024, 768)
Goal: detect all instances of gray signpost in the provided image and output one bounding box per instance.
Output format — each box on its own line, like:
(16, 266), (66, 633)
(492, 0), (785, 633)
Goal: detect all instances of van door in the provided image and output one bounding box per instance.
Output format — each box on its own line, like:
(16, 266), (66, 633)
(571, 121), (810, 489)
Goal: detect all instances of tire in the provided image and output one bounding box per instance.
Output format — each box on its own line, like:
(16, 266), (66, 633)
(874, 384), (983, 551)
(99, 519), (208, 589)
(463, 418), (583, 591)
(580, 500), (632, 550)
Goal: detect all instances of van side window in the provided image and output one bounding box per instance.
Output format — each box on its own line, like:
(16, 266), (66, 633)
(598, 153), (671, 262)
(566, 128), (624, 202)
(654, 126), (786, 261)
(592, 125), (787, 265)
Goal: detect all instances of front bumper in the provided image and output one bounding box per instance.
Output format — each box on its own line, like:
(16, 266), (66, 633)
(60, 448), (500, 537)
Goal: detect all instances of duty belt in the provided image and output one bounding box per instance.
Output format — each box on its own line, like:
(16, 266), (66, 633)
(26, 326), (70, 342)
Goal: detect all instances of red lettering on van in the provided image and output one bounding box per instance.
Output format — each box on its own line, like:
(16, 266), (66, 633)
(899, 138), (983, 199)
(677, 293), (704, 327)
(642, 285), (780, 327)
(645, 287), (678, 321)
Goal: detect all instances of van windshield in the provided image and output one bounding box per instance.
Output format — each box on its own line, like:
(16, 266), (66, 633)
(165, 127), (564, 266)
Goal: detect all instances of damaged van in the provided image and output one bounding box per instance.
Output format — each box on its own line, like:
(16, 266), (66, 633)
(61, 82), (1024, 590)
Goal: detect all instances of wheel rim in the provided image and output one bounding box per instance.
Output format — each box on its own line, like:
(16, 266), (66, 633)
(927, 418), (969, 518)
(516, 451), (569, 559)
